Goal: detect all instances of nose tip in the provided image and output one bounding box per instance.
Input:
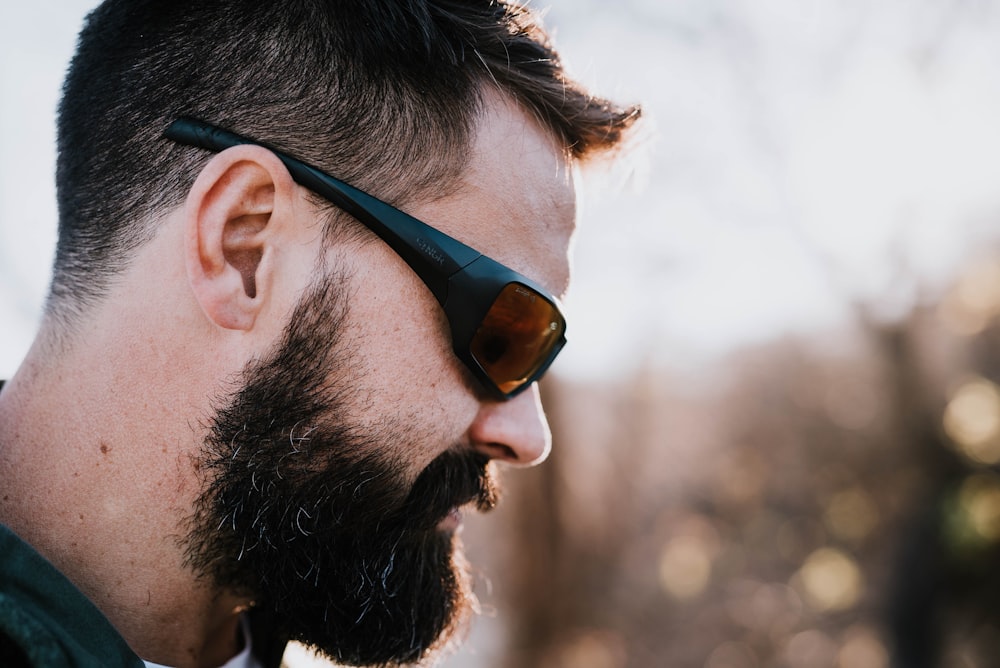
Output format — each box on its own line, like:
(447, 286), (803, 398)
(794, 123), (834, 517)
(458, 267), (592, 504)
(468, 384), (551, 466)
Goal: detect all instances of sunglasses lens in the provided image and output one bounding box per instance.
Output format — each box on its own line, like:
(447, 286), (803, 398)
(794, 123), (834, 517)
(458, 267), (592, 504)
(470, 283), (565, 394)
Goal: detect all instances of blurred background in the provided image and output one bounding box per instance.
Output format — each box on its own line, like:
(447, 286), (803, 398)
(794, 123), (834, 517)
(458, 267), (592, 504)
(5, 1), (1000, 667)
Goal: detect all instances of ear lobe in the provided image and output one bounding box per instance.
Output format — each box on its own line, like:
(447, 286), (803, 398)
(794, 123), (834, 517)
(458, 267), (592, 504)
(183, 145), (296, 331)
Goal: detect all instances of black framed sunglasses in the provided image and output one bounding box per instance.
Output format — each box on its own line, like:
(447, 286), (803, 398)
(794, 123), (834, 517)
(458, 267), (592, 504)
(164, 117), (567, 399)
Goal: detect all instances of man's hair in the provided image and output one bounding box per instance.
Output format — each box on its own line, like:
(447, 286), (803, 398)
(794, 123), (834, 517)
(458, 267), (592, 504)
(53, 0), (639, 322)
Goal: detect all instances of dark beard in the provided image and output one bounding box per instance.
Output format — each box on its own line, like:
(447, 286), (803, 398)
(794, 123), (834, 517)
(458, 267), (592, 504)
(184, 271), (500, 666)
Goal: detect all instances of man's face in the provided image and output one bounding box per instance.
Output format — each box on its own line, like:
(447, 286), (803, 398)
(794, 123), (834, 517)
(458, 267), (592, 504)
(185, 96), (576, 666)
(187, 270), (500, 665)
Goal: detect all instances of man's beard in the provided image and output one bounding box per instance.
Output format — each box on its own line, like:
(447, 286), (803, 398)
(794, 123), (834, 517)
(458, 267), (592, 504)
(183, 270), (500, 666)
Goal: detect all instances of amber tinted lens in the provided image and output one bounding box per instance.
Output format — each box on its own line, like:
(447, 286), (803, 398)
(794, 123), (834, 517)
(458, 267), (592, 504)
(470, 283), (565, 394)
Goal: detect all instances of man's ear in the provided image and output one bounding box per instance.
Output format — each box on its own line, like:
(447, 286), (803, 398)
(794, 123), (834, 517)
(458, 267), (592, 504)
(182, 145), (298, 331)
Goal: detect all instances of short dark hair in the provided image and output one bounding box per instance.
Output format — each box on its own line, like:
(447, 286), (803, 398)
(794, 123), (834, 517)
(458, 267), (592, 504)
(53, 0), (639, 322)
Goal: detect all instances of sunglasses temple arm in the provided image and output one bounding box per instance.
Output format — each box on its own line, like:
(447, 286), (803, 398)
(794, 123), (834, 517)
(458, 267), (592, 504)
(165, 117), (480, 305)
(297, 170), (480, 305)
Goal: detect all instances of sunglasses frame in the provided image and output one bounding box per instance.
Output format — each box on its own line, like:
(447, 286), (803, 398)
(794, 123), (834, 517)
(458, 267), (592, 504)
(164, 117), (567, 399)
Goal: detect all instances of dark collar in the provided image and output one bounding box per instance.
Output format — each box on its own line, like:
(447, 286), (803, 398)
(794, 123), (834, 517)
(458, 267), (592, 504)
(0, 524), (144, 667)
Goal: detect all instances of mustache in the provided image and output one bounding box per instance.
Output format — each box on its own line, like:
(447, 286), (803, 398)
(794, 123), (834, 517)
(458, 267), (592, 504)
(399, 449), (500, 531)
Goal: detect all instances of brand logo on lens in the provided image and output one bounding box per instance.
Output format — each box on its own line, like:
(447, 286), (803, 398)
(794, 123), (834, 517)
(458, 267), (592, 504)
(514, 286), (537, 302)
(416, 237), (446, 266)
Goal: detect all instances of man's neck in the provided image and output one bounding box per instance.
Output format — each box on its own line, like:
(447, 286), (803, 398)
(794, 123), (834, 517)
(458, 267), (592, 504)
(0, 334), (249, 667)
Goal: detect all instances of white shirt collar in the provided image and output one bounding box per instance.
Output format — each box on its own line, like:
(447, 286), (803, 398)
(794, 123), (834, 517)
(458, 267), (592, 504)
(142, 614), (263, 668)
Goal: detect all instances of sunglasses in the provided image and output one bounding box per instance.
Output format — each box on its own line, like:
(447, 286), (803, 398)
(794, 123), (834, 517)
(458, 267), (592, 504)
(164, 117), (567, 399)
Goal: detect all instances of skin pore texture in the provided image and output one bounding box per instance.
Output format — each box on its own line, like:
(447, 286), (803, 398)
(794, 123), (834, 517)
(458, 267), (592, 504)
(0, 91), (575, 667)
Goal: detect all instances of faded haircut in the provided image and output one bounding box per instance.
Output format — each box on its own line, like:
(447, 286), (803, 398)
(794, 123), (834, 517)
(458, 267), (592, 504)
(52, 0), (639, 323)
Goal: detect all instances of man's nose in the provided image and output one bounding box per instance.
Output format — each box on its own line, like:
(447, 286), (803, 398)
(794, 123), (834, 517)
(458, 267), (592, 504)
(468, 384), (552, 466)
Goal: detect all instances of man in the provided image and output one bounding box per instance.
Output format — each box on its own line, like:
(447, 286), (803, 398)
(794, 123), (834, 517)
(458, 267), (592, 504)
(0, 1), (637, 666)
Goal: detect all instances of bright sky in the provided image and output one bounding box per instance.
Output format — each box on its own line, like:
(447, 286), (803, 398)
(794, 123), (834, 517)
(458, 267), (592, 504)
(3, 1), (1000, 382)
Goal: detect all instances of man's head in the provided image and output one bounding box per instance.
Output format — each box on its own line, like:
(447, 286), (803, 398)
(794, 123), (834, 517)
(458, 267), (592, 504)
(46, 0), (637, 665)
(54, 0), (635, 323)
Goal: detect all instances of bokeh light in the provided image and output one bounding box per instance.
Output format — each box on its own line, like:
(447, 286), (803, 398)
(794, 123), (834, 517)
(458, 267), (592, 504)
(824, 487), (880, 545)
(945, 473), (1000, 555)
(960, 475), (1000, 543)
(542, 630), (628, 668)
(724, 580), (803, 637)
(837, 626), (889, 668)
(794, 548), (864, 613)
(658, 534), (714, 600)
(783, 630), (838, 667)
(943, 377), (1000, 465)
(704, 641), (758, 668)
(939, 258), (1000, 336)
